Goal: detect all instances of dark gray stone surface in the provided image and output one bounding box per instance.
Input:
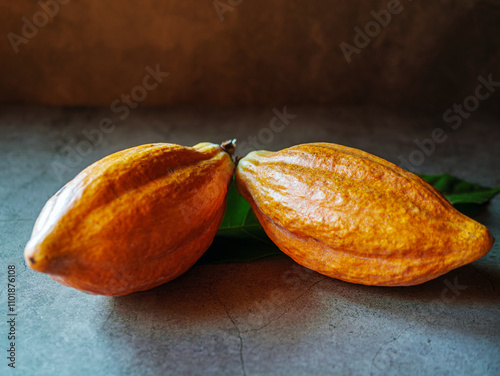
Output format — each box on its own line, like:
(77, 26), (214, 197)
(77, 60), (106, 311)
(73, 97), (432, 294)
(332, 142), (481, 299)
(1, 105), (499, 375)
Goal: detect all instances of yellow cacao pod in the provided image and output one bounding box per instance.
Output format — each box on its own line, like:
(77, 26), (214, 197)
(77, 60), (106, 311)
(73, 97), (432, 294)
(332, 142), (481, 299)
(236, 142), (494, 286)
(25, 142), (235, 296)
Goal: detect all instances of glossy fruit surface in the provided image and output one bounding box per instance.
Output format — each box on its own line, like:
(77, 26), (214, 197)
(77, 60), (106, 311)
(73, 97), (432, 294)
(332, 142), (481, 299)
(25, 142), (235, 295)
(236, 142), (494, 286)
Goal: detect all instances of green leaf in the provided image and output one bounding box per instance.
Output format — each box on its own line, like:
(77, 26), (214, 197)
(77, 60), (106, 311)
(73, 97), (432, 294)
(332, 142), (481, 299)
(216, 178), (261, 234)
(197, 236), (283, 264)
(199, 174), (500, 264)
(197, 180), (283, 264)
(419, 174), (500, 217)
(419, 174), (500, 205)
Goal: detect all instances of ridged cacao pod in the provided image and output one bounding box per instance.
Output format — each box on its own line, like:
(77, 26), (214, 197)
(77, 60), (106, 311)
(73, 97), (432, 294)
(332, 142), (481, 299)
(25, 142), (235, 295)
(235, 142), (494, 286)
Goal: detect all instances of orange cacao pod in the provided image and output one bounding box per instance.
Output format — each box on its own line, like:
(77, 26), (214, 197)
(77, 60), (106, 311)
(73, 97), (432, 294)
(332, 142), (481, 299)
(25, 142), (235, 295)
(235, 142), (494, 286)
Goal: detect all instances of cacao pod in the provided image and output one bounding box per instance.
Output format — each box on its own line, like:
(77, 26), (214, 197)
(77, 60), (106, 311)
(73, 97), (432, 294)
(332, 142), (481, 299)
(25, 142), (235, 295)
(235, 142), (494, 286)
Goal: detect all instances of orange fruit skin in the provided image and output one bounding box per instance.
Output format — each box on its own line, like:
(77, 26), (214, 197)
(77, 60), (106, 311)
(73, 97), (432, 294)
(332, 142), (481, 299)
(236, 143), (494, 286)
(25, 142), (235, 296)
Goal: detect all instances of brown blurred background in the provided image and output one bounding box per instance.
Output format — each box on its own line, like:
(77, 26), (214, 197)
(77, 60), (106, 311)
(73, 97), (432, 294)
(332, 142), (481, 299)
(1, 0), (499, 111)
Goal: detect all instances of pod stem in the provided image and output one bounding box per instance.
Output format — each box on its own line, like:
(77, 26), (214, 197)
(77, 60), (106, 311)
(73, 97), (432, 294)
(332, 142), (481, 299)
(221, 139), (237, 163)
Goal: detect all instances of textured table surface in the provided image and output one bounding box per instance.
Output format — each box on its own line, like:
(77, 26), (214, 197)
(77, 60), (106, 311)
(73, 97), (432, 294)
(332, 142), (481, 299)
(1, 105), (499, 376)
